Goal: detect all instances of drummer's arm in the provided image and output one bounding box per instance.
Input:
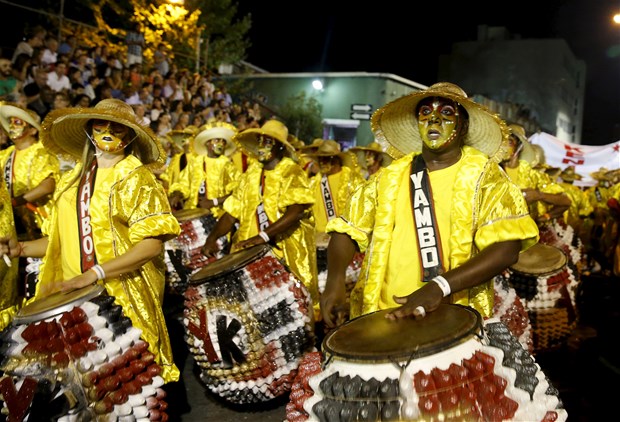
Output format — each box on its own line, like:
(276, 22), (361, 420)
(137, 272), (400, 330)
(321, 232), (358, 328)
(236, 204), (310, 249)
(0, 236), (49, 259)
(201, 212), (237, 256)
(388, 240), (521, 319)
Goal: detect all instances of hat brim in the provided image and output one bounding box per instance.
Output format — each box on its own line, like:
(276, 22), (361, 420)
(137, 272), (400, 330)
(0, 103), (41, 132)
(193, 126), (237, 156)
(41, 106), (164, 167)
(233, 127), (298, 162)
(371, 88), (508, 159)
(305, 150), (354, 168)
(349, 147), (393, 169)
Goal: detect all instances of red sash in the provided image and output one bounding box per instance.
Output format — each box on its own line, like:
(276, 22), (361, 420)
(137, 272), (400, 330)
(77, 160), (98, 271)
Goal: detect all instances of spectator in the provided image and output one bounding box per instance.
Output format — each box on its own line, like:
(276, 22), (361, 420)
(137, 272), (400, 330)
(46, 62), (71, 92)
(0, 57), (17, 99)
(41, 35), (59, 68)
(125, 22), (146, 66)
(153, 43), (170, 77)
(12, 25), (46, 63)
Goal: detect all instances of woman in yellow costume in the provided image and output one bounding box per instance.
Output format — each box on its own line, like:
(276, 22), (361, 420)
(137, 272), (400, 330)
(0, 99), (181, 383)
(0, 178), (20, 330)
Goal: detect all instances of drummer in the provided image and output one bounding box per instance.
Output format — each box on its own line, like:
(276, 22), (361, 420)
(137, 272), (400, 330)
(168, 121), (240, 218)
(320, 82), (540, 326)
(349, 140), (394, 180)
(0, 99), (182, 384)
(201, 119), (320, 319)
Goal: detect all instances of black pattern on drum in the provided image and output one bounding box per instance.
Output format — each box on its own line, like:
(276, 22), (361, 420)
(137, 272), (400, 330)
(183, 245), (316, 404)
(0, 286), (169, 420)
(165, 211), (229, 295)
(291, 308), (566, 422)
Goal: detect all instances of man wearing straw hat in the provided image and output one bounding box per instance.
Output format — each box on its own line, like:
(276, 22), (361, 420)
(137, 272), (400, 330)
(349, 140), (394, 180)
(321, 82), (539, 326)
(0, 99), (182, 383)
(201, 119), (320, 318)
(159, 125), (198, 194)
(168, 121), (240, 218)
(0, 102), (60, 240)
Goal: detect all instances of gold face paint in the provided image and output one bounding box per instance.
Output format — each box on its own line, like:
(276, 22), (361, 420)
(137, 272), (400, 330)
(364, 151), (378, 168)
(257, 135), (276, 162)
(90, 119), (130, 152)
(501, 134), (522, 162)
(318, 156), (333, 174)
(208, 138), (226, 156)
(417, 97), (460, 150)
(7, 117), (28, 140)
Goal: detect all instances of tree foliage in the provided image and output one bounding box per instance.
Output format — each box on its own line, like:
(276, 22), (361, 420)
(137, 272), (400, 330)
(278, 91), (323, 143)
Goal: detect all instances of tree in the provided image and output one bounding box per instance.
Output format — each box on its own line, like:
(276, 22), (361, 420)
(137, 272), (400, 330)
(278, 91), (323, 144)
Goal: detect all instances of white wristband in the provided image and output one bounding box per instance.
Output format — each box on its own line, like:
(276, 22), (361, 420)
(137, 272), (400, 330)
(432, 275), (451, 297)
(258, 231), (270, 243)
(91, 264), (106, 281)
(212, 198), (219, 206)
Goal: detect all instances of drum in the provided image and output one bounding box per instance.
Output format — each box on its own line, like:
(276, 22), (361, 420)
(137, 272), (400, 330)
(165, 208), (229, 295)
(507, 242), (579, 352)
(0, 285), (169, 421)
(296, 304), (566, 422)
(183, 244), (316, 404)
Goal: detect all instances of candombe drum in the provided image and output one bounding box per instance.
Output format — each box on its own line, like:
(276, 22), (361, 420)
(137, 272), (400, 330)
(507, 242), (579, 353)
(288, 304), (566, 422)
(0, 285), (169, 420)
(315, 232), (363, 297)
(183, 244), (316, 404)
(164, 208), (229, 295)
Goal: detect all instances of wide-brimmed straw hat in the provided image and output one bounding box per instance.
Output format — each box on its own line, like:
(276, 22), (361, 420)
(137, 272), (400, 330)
(0, 102), (41, 132)
(590, 167), (612, 183)
(349, 141), (394, 169)
(41, 98), (164, 166)
(371, 82), (509, 160)
(305, 139), (354, 168)
(287, 134), (305, 150)
(559, 165), (583, 182)
(192, 121), (237, 156)
(166, 125), (199, 151)
(233, 119), (297, 161)
(297, 138), (324, 153)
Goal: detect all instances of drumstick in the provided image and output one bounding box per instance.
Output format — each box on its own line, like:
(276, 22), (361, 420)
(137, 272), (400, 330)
(2, 253), (11, 267)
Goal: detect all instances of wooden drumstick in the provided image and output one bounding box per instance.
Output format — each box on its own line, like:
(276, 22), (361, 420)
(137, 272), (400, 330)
(2, 254), (11, 267)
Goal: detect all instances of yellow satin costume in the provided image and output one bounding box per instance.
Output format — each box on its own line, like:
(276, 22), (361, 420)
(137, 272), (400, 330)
(0, 178), (21, 330)
(223, 158), (320, 318)
(35, 155), (181, 383)
(158, 151), (193, 192)
(309, 166), (364, 233)
(326, 146), (539, 319)
(169, 154), (240, 219)
(0, 143), (60, 235)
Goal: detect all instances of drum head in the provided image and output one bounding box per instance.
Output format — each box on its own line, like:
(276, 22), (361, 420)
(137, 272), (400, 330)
(511, 243), (567, 275)
(189, 244), (270, 285)
(15, 284), (105, 324)
(323, 304), (481, 362)
(173, 208), (211, 222)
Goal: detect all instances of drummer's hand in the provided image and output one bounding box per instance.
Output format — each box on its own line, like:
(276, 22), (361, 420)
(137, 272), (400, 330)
(168, 192), (184, 210)
(198, 197), (215, 210)
(320, 279), (348, 329)
(235, 235), (265, 251)
(386, 282), (443, 320)
(0, 236), (20, 259)
(61, 271), (99, 293)
(201, 238), (221, 257)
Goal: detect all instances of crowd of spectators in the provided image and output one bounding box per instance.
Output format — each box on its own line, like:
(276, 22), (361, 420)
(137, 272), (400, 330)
(0, 24), (266, 146)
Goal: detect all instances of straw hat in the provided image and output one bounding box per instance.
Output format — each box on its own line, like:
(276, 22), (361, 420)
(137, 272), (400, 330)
(590, 167), (612, 183)
(349, 141), (394, 169)
(192, 121), (237, 156)
(166, 125), (199, 151)
(544, 166), (562, 180)
(41, 99), (164, 166)
(298, 138), (324, 153)
(507, 124), (537, 166)
(287, 134), (305, 150)
(233, 119), (297, 161)
(0, 102), (41, 132)
(371, 82), (509, 160)
(559, 165), (583, 182)
(305, 139), (354, 168)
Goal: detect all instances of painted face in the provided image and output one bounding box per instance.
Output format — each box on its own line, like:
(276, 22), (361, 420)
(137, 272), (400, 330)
(500, 134), (523, 162)
(364, 151), (379, 168)
(318, 156), (334, 174)
(417, 97), (460, 150)
(257, 135), (276, 162)
(7, 117), (29, 140)
(208, 138), (226, 156)
(89, 119), (131, 153)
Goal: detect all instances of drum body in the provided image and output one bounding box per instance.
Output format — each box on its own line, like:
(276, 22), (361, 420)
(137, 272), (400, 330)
(0, 285), (169, 420)
(507, 242), (578, 352)
(183, 244), (315, 404)
(297, 305), (566, 422)
(165, 208), (229, 295)
(316, 232), (364, 297)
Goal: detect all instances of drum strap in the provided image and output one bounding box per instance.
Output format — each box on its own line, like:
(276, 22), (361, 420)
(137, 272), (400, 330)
(77, 159), (98, 271)
(320, 174), (337, 220)
(410, 155), (445, 281)
(256, 170), (271, 230)
(3, 149), (14, 195)
(198, 160), (207, 200)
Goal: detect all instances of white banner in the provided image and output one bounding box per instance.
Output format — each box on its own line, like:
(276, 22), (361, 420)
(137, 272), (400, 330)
(529, 132), (620, 187)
